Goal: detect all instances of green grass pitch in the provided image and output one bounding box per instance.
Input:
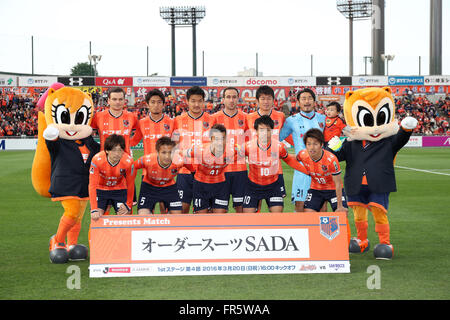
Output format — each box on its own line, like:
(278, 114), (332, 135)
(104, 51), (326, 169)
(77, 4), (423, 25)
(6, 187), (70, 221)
(0, 147), (449, 300)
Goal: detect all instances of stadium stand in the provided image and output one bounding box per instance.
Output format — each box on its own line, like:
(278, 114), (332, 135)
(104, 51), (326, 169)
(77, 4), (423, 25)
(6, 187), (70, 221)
(1, 91), (448, 137)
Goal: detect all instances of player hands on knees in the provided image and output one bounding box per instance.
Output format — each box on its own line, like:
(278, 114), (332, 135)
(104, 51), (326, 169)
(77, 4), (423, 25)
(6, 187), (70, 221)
(297, 129), (351, 243)
(299, 129), (348, 214)
(89, 134), (135, 221)
(134, 137), (192, 215)
(188, 124), (234, 214)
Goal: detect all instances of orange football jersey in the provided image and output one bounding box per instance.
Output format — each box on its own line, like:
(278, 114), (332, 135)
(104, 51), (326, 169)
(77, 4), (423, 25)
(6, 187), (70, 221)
(245, 138), (307, 185)
(186, 143), (236, 184)
(246, 109), (286, 174)
(139, 114), (174, 155)
(323, 116), (346, 142)
(89, 151), (136, 210)
(211, 109), (248, 172)
(172, 111), (212, 174)
(91, 109), (142, 154)
(246, 109), (285, 139)
(134, 153), (191, 187)
(296, 149), (341, 190)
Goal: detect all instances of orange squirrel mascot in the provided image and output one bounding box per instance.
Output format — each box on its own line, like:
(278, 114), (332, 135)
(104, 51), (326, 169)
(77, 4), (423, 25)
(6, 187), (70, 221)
(328, 87), (417, 259)
(32, 83), (100, 263)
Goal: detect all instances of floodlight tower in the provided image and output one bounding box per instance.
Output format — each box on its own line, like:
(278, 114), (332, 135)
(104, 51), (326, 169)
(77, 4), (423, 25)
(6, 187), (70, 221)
(337, 0), (372, 76)
(160, 6), (206, 76)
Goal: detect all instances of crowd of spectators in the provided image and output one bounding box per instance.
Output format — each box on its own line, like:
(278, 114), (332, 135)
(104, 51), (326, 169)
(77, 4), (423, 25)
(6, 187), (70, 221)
(1, 90), (449, 137)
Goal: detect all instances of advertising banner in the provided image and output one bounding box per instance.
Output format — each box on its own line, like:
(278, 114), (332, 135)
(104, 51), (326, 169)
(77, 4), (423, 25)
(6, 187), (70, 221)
(316, 76), (352, 86)
(422, 136), (450, 147)
(133, 77), (171, 87)
(207, 77), (245, 87)
(0, 138), (37, 150)
(424, 76), (450, 86)
(18, 76), (58, 87)
(352, 76), (388, 86)
(89, 212), (350, 278)
(95, 77), (133, 87)
(57, 77), (96, 86)
(388, 76), (424, 86)
(0, 76), (17, 86)
(404, 136), (422, 147)
(170, 77), (207, 87)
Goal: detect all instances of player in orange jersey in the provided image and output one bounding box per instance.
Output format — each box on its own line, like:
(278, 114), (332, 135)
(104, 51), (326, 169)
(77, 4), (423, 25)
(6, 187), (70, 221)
(242, 116), (308, 213)
(211, 87), (248, 212)
(323, 102), (347, 143)
(90, 87), (142, 155)
(296, 128), (347, 213)
(297, 128), (350, 244)
(172, 86), (212, 213)
(134, 137), (194, 214)
(185, 124), (238, 213)
(246, 85), (290, 210)
(139, 89), (175, 155)
(89, 134), (136, 221)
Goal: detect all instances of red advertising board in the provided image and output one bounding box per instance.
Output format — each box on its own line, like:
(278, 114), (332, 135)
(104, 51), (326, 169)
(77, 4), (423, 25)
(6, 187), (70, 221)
(95, 77), (133, 87)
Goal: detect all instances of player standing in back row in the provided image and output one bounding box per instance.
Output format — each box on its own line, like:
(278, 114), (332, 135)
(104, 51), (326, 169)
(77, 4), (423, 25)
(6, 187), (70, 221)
(211, 87), (248, 212)
(246, 85), (288, 205)
(172, 86), (212, 213)
(279, 88), (326, 212)
(90, 87), (142, 155)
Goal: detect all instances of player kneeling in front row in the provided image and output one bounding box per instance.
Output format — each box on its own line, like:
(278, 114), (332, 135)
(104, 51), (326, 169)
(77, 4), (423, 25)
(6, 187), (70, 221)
(296, 128), (351, 245)
(135, 137), (193, 214)
(89, 134), (136, 221)
(185, 124), (237, 213)
(243, 115), (309, 213)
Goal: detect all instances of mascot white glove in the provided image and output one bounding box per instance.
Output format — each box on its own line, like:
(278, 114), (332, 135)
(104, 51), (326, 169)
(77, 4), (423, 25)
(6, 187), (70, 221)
(328, 136), (343, 152)
(43, 124), (60, 141)
(400, 117), (418, 130)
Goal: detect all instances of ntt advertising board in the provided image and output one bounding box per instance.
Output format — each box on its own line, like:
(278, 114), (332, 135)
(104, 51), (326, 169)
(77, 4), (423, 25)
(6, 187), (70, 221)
(352, 76), (388, 86)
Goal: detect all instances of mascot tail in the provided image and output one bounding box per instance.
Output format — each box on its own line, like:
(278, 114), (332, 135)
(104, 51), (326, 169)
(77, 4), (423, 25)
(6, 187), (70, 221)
(31, 111), (51, 197)
(31, 82), (64, 197)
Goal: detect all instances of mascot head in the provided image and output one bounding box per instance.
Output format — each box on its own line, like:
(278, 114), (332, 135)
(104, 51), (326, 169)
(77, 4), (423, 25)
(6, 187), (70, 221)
(44, 86), (94, 140)
(343, 87), (398, 142)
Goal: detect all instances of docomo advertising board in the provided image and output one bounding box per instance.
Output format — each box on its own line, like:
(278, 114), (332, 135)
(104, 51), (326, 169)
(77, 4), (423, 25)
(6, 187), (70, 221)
(89, 212), (350, 278)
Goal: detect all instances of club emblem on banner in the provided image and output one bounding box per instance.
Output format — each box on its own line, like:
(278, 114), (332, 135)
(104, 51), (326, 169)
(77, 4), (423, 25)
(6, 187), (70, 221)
(319, 216), (339, 240)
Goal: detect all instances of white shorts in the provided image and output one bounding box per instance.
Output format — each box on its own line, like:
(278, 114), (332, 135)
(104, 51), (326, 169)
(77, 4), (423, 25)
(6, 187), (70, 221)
(291, 170), (312, 202)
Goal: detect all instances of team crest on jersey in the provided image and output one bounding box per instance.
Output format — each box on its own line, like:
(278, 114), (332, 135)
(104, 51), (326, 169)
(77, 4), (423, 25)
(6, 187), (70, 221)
(319, 216), (339, 240)
(203, 121), (209, 129)
(238, 119), (244, 127)
(120, 168), (126, 176)
(123, 120), (129, 127)
(322, 165), (328, 172)
(273, 120), (279, 127)
(171, 168), (178, 175)
(319, 122), (324, 129)
(164, 123), (171, 132)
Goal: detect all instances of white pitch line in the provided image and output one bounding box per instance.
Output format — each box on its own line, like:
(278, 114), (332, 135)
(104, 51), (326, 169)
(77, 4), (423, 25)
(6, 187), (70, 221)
(395, 165), (450, 177)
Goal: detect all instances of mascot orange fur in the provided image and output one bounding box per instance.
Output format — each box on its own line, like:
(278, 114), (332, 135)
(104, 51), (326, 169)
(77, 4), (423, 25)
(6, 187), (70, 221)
(32, 83), (99, 263)
(328, 87), (417, 259)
